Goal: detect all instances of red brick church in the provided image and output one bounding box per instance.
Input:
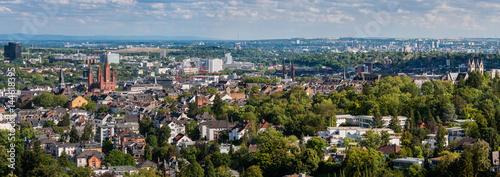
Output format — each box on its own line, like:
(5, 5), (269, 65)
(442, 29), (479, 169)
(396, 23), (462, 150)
(88, 53), (116, 92)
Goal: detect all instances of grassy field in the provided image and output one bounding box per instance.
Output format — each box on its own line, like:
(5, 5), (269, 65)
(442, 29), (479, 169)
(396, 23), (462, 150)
(111, 48), (179, 53)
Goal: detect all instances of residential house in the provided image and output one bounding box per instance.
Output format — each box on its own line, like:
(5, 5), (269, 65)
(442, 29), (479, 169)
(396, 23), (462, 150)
(490, 151), (500, 173)
(447, 127), (467, 143)
(452, 138), (489, 154)
(75, 150), (105, 167)
(51, 142), (80, 158)
(94, 165), (138, 177)
(69, 96), (88, 109)
(393, 157), (425, 170)
(422, 134), (449, 149)
(199, 120), (235, 141)
(172, 133), (194, 147)
(229, 120), (249, 140)
(376, 144), (401, 157)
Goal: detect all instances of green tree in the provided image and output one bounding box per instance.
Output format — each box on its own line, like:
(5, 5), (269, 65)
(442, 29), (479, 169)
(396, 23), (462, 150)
(471, 141), (490, 177)
(188, 102), (200, 118)
(372, 110), (384, 128)
(389, 114), (402, 133)
(442, 104), (458, 123)
(82, 97), (96, 112)
(146, 135), (158, 147)
(128, 166), (162, 177)
(306, 137), (327, 156)
(69, 125), (80, 143)
(186, 121), (200, 140)
(164, 96), (176, 103)
(139, 117), (154, 136)
(144, 144), (152, 161)
(156, 126), (171, 145)
(102, 138), (114, 154)
(81, 124), (93, 141)
(212, 94), (224, 118)
(343, 147), (385, 177)
(97, 105), (110, 114)
(408, 163), (426, 177)
(0, 145), (11, 176)
(104, 150), (136, 167)
(210, 152), (230, 168)
(457, 146), (473, 177)
(67, 166), (95, 177)
(214, 166), (232, 177)
(58, 151), (73, 168)
(434, 126), (448, 156)
(182, 161), (204, 177)
(380, 130), (390, 145)
(205, 160), (215, 177)
(43, 120), (55, 127)
(58, 113), (70, 127)
(242, 165), (263, 177)
(359, 130), (381, 149)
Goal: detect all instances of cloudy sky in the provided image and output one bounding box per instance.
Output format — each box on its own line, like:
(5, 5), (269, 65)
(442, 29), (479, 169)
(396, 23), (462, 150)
(0, 0), (499, 40)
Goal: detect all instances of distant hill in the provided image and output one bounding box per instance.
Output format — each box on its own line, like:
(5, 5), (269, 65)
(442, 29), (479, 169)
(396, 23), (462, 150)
(0, 34), (218, 41)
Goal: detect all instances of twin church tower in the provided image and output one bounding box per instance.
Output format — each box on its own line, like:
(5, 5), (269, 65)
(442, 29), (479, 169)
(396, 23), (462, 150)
(88, 53), (116, 92)
(467, 58), (484, 74)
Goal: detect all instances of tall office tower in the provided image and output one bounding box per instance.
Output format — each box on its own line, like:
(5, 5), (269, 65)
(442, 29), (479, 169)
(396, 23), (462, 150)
(100, 52), (120, 64)
(208, 59), (223, 73)
(160, 50), (167, 58)
(4, 42), (22, 60)
(225, 53), (233, 64)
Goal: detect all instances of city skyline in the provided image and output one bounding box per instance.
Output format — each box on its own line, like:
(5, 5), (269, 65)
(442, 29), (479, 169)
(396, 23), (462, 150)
(1, 0), (500, 40)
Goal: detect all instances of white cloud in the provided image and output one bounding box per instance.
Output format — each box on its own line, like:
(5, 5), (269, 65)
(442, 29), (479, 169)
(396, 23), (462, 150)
(151, 3), (164, 9)
(0, 0), (23, 4)
(0, 6), (12, 13)
(358, 9), (371, 14)
(308, 7), (319, 13)
(77, 19), (86, 24)
(397, 9), (410, 14)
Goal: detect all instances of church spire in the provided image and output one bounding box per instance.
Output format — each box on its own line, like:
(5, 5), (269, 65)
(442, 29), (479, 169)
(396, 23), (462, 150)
(59, 62), (65, 89)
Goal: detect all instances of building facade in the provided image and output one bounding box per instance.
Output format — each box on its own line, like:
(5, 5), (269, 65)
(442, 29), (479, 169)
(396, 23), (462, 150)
(4, 42), (22, 60)
(208, 59), (223, 73)
(100, 52), (120, 64)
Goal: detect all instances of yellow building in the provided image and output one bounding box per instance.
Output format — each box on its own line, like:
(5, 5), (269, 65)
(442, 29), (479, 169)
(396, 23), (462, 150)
(70, 96), (88, 109)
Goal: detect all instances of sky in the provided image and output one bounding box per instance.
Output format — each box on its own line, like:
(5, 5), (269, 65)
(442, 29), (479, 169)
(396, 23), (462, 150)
(0, 0), (499, 40)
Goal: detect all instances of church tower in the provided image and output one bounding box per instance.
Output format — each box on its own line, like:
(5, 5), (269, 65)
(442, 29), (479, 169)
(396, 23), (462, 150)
(87, 53), (116, 92)
(468, 58), (476, 73)
(477, 56), (484, 74)
(59, 66), (65, 89)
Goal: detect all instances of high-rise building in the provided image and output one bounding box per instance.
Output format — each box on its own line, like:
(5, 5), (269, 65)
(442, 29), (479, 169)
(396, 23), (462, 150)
(160, 50), (167, 58)
(59, 66), (65, 90)
(225, 53), (233, 64)
(100, 52), (120, 64)
(208, 59), (223, 73)
(4, 42), (22, 60)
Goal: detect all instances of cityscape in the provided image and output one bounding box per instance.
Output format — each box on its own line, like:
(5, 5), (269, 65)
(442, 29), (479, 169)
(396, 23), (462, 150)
(1, 0), (500, 177)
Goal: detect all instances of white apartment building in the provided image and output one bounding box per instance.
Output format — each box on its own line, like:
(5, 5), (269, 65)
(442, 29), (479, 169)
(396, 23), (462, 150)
(208, 59), (223, 73)
(335, 114), (407, 129)
(447, 127), (467, 143)
(318, 127), (398, 146)
(225, 53), (233, 64)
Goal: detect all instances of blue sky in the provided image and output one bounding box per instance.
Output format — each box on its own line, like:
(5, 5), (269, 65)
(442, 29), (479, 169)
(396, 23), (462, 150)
(0, 0), (499, 40)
